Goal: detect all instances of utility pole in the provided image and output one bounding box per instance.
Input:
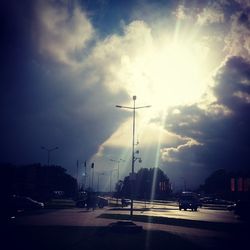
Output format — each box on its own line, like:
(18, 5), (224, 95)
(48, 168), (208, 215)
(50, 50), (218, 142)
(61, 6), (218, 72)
(76, 160), (79, 190)
(116, 96), (151, 219)
(84, 161), (87, 189)
(97, 173), (104, 193)
(41, 146), (58, 166)
(110, 158), (125, 183)
(91, 162), (94, 191)
(110, 158), (125, 205)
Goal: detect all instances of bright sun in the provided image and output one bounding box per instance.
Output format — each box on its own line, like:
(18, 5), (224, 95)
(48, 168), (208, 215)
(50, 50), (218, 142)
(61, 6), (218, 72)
(121, 38), (210, 110)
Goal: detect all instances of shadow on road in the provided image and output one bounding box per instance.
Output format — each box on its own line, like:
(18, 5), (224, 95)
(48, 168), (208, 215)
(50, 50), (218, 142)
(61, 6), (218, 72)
(109, 207), (177, 212)
(98, 213), (249, 232)
(3, 224), (202, 250)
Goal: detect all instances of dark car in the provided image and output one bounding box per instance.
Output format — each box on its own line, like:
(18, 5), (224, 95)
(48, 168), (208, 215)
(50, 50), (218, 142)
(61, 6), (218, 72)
(97, 196), (109, 208)
(121, 198), (131, 207)
(179, 195), (199, 211)
(11, 195), (44, 210)
(234, 200), (250, 220)
(4, 195), (44, 219)
(227, 203), (236, 211)
(76, 194), (108, 209)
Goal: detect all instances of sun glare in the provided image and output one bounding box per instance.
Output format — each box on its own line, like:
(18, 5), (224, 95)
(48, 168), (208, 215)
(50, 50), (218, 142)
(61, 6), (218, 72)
(123, 38), (210, 110)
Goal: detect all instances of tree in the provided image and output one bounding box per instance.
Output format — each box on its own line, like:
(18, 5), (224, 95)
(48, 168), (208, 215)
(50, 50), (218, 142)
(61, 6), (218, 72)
(115, 180), (124, 198)
(0, 163), (77, 200)
(203, 169), (228, 195)
(120, 167), (171, 200)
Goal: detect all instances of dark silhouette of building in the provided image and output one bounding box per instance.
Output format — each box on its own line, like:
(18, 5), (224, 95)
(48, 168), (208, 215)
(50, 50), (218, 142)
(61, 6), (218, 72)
(199, 169), (250, 200)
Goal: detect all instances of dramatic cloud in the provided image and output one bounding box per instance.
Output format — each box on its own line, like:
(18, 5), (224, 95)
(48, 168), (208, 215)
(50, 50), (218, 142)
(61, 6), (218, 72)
(161, 56), (250, 188)
(36, 1), (94, 66)
(197, 6), (224, 25)
(224, 10), (250, 59)
(1, 0), (250, 190)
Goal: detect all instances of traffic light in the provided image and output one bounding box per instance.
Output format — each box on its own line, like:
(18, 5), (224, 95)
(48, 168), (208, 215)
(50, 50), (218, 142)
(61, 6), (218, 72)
(91, 162), (94, 168)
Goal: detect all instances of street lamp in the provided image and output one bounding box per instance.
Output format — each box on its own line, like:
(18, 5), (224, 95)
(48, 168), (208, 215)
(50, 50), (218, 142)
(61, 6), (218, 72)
(90, 162), (95, 190)
(116, 95), (151, 219)
(109, 169), (115, 193)
(110, 158), (125, 205)
(110, 158), (125, 183)
(76, 160), (88, 190)
(41, 146), (59, 166)
(97, 172), (104, 193)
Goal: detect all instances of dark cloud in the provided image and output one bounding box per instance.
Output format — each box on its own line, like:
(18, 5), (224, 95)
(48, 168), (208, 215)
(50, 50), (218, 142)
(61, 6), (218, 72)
(163, 56), (250, 188)
(0, 0), (128, 176)
(214, 56), (250, 109)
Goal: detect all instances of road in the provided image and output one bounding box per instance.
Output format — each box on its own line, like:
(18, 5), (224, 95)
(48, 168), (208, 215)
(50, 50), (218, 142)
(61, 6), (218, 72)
(133, 200), (238, 223)
(5, 201), (249, 250)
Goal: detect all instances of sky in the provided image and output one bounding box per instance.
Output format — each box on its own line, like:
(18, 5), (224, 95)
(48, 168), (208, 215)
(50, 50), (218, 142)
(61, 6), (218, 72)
(1, 0), (250, 191)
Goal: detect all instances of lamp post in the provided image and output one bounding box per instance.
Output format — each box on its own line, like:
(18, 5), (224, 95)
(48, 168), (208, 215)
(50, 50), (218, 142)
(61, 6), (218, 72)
(109, 169), (115, 193)
(41, 146), (58, 166)
(110, 158), (125, 183)
(182, 177), (187, 191)
(83, 161), (87, 189)
(76, 160), (87, 190)
(91, 162), (95, 191)
(116, 95), (151, 219)
(110, 158), (125, 205)
(97, 172), (104, 193)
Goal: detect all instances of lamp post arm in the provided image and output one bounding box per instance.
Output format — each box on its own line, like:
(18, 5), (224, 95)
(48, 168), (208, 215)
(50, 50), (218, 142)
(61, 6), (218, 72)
(135, 105), (152, 109)
(115, 105), (134, 109)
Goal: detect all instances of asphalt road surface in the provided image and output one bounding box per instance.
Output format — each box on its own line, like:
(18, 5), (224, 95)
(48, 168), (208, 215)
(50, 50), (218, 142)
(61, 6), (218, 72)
(4, 201), (249, 250)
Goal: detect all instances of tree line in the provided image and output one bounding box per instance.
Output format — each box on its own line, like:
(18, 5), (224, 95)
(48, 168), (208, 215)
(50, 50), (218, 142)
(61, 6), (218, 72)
(0, 163), (77, 201)
(115, 167), (172, 200)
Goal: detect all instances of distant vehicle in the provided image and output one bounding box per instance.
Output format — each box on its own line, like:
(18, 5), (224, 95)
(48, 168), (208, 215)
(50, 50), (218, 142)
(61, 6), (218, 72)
(121, 198), (131, 207)
(76, 193), (108, 209)
(4, 195), (44, 218)
(97, 196), (109, 208)
(75, 191), (88, 208)
(233, 200), (250, 220)
(11, 195), (44, 210)
(199, 196), (217, 204)
(179, 192), (199, 211)
(75, 199), (86, 208)
(227, 203), (236, 211)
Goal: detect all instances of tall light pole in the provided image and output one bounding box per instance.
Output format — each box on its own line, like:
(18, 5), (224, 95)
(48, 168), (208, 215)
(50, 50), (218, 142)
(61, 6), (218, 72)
(76, 160), (79, 190)
(116, 95), (151, 219)
(110, 158), (125, 205)
(97, 172), (104, 193)
(91, 162), (95, 191)
(76, 160), (87, 190)
(83, 161), (87, 190)
(41, 146), (58, 166)
(110, 158), (125, 183)
(109, 169), (115, 192)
